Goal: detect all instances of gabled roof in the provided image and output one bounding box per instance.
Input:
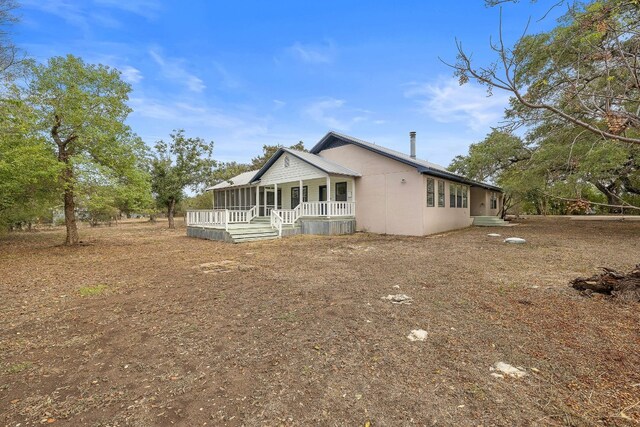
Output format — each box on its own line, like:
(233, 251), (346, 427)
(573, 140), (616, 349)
(251, 147), (360, 182)
(206, 169), (259, 191)
(310, 131), (501, 192)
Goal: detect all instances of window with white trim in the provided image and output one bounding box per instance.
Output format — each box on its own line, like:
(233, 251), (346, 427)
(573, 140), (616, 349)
(490, 193), (498, 209)
(426, 178), (435, 207)
(437, 180), (445, 207)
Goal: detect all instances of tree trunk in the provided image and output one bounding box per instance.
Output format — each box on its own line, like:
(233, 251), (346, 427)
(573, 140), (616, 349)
(167, 199), (176, 229)
(571, 265), (640, 302)
(53, 117), (80, 246)
(63, 165), (80, 245)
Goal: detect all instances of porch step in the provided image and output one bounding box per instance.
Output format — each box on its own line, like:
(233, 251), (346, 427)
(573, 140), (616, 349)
(227, 227), (279, 243)
(251, 216), (271, 224)
(473, 216), (509, 227)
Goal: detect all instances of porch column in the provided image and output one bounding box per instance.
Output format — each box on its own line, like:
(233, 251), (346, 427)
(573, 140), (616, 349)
(224, 190), (227, 209)
(299, 179), (303, 208)
(256, 185), (260, 214)
(351, 178), (356, 202)
(263, 186), (267, 214)
(274, 183), (278, 210)
(326, 176), (331, 218)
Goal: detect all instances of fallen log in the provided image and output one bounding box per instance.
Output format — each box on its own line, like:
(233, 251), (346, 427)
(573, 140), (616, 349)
(570, 265), (640, 302)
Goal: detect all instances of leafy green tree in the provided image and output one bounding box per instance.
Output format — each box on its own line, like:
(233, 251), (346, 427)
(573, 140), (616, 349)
(151, 130), (215, 229)
(25, 54), (145, 244)
(451, 0), (640, 145)
(0, 88), (61, 229)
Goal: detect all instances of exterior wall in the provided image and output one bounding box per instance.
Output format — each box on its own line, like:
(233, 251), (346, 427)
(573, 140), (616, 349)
(259, 153), (326, 185)
(469, 187), (501, 216)
(422, 176), (473, 235)
(318, 144), (424, 235)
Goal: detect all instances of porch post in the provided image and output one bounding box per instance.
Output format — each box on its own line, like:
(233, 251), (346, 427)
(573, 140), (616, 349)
(263, 186), (267, 214)
(224, 190), (227, 209)
(326, 176), (331, 201)
(299, 179), (303, 208)
(256, 185), (260, 214)
(351, 178), (356, 202)
(326, 175), (331, 218)
(274, 183), (278, 210)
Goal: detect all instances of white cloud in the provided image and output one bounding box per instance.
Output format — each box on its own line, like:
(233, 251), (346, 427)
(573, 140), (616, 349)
(273, 99), (286, 109)
(303, 98), (373, 130)
(288, 41), (335, 64)
(149, 48), (205, 93)
(22, 0), (162, 31)
(404, 78), (510, 131)
(119, 65), (143, 84)
(92, 0), (162, 19)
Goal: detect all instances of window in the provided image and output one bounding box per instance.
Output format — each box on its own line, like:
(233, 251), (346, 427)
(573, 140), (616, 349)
(438, 181), (445, 207)
(291, 186), (308, 207)
(450, 183), (456, 207)
(462, 186), (468, 208)
(284, 156), (290, 168)
(490, 193), (498, 209)
(426, 178), (435, 207)
(335, 182), (347, 201)
(456, 185), (462, 208)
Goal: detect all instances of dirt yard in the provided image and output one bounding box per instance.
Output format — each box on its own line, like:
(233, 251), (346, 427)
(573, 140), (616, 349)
(1, 218), (639, 426)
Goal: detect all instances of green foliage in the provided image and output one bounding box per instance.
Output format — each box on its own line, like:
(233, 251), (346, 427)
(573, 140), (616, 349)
(181, 192), (214, 211)
(0, 89), (61, 228)
(151, 130), (215, 227)
(78, 284), (108, 297)
(455, 0), (640, 145)
(21, 54), (152, 242)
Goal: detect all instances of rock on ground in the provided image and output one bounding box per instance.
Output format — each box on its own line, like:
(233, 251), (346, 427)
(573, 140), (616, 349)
(504, 237), (526, 244)
(491, 362), (527, 378)
(407, 329), (428, 341)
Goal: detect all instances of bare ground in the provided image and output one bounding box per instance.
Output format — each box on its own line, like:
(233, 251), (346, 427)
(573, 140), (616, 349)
(0, 217), (639, 426)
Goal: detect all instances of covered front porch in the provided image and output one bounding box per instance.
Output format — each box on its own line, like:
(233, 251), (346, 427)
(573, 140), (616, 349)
(187, 176), (356, 236)
(186, 147), (359, 241)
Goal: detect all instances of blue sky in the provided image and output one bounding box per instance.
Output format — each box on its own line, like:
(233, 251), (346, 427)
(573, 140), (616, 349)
(15, 0), (561, 167)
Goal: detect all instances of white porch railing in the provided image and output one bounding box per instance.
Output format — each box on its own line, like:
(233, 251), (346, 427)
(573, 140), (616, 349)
(300, 201), (355, 217)
(186, 207), (257, 231)
(188, 202), (354, 236)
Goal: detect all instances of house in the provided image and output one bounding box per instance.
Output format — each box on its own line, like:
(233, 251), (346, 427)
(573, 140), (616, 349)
(186, 131), (503, 242)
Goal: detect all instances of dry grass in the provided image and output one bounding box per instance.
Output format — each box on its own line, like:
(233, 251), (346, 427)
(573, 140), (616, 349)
(0, 217), (639, 426)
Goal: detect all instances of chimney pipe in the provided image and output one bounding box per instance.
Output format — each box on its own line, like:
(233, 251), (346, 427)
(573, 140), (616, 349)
(410, 131), (416, 159)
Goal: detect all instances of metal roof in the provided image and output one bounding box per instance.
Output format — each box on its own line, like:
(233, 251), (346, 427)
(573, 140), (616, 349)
(310, 131), (502, 192)
(206, 169), (259, 191)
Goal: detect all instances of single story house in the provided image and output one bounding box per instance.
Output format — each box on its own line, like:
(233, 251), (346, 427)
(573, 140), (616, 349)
(186, 131), (502, 242)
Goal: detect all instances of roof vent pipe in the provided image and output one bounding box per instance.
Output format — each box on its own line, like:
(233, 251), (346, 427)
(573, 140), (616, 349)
(410, 131), (416, 159)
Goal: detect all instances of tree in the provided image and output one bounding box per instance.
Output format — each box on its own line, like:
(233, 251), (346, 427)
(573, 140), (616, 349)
(0, 86), (62, 229)
(450, 0), (640, 145)
(151, 130), (215, 229)
(26, 54), (144, 245)
(450, 125), (640, 215)
(0, 0), (20, 78)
